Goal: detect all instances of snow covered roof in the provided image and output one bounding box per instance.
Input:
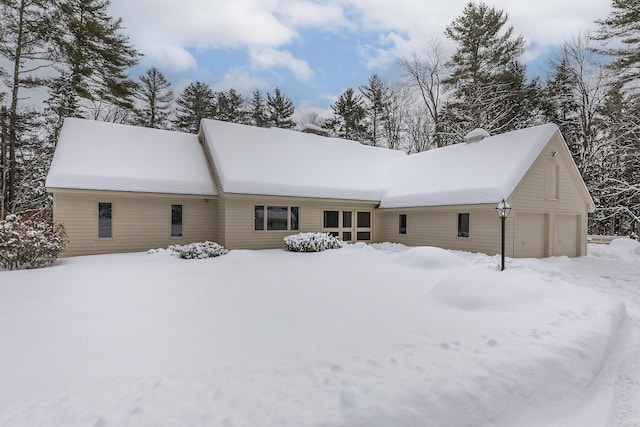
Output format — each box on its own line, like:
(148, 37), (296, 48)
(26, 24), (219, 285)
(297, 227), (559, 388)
(47, 119), (563, 208)
(46, 118), (217, 196)
(200, 119), (406, 201)
(379, 123), (559, 208)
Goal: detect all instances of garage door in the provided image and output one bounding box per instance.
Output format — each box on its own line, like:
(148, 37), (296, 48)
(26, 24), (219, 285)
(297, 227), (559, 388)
(514, 213), (545, 258)
(554, 215), (578, 257)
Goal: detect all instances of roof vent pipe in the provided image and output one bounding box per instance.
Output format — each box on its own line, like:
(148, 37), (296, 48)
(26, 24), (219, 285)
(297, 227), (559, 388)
(465, 128), (490, 143)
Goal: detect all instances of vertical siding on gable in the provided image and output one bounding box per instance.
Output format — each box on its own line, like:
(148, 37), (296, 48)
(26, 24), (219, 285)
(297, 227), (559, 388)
(53, 191), (217, 257)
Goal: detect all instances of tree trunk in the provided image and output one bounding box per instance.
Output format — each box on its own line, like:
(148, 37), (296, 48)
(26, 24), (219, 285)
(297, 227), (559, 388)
(8, 0), (26, 214)
(1, 107), (7, 219)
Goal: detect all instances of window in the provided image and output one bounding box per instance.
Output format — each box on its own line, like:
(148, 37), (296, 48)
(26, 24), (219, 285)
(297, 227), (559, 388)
(267, 206), (288, 230)
(98, 202), (112, 238)
(357, 211), (371, 228)
(399, 214), (407, 234)
(171, 205), (183, 237)
(254, 205), (299, 231)
(343, 211), (352, 228)
(324, 210), (339, 228)
(254, 206), (265, 230)
(546, 159), (559, 199)
(291, 207), (299, 231)
(458, 213), (470, 238)
(357, 231), (371, 240)
(322, 209), (370, 242)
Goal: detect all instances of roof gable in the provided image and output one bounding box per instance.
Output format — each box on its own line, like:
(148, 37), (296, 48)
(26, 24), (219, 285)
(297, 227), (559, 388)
(46, 118), (217, 196)
(200, 119), (406, 201)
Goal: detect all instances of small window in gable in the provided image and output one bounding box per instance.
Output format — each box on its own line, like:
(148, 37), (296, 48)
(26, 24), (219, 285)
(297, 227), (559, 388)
(546, 159), (559, 199)
(458, 213), (470, 238)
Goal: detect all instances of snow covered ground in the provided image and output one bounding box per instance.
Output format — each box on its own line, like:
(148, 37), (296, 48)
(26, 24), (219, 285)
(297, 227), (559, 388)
(1, 240), (639, 426)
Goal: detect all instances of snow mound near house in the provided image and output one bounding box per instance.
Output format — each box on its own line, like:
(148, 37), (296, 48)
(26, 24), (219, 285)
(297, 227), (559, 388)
(393, 246), (463, 269)
(428, 269), (544, 310)
(609, 238), (640, 258)
(589, 238), (640, 260)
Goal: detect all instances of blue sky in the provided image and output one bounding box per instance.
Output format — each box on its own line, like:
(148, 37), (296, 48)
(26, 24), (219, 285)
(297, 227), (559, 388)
(109, 0), (612, 120)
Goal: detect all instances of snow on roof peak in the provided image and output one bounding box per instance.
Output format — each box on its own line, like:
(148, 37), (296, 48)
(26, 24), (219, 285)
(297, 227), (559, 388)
(46, 118), (217, 196)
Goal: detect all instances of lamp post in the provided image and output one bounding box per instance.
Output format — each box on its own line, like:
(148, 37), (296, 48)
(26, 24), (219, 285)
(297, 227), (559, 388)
(496, 199), (511, 271)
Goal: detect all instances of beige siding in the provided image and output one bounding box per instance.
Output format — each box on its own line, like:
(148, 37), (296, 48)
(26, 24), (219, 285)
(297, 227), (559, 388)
(223, 194), (377, 250)
(510, 133), (591, 256)
(52, 190), (217, 257)
(554, 214), (578, 257)
(375, 205), (506, 256)
(374, 133), (592, 258)
(514, 212), (546, 258)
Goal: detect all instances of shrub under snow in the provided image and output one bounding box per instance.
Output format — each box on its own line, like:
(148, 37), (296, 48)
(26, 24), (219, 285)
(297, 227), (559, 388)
(168, 241), (228, 259)
(0, 214), (68, 270)
(284, 232), (342, 252)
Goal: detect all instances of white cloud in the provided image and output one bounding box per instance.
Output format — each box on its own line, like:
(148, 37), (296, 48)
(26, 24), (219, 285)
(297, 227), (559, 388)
(109, 0), (612, 86)
(213, 68), (272, 94)
(249, 48), (315, 81)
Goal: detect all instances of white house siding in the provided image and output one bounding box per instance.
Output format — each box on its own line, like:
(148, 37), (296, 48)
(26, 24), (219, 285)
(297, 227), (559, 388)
(374, 205), (507, 256)
(509, 133), (592, 256)
(222, 194), (378, 250)
(52, 190), (217, 257)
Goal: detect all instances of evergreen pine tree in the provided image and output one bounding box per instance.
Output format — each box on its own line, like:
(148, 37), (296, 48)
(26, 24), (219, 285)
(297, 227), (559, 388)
(267, 87), (295, 129)
(173, 81), (215, 133)
(44, 72), (81, 145)
(250, 90), (269, 127)
(53, 0), (140, 112)
(329, 88), (366, 141)
(215, 89), (246, 124)
(133, 67), (174, 129)
(594, 0), (640, 83)
(0, 0), (55, 216)
(359, 74), (389, 146)
(443, 2), (527, 137)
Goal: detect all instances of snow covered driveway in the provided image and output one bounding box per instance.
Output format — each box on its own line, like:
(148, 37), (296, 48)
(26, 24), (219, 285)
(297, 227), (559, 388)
(0, 242), (638, 426)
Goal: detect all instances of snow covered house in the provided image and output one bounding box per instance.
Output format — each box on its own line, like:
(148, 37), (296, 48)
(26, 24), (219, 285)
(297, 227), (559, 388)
(46, 118), (595, 258)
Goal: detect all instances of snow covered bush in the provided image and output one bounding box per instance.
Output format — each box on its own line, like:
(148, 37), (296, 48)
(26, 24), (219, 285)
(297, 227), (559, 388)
(169, 241), (228, 259)
(0, 213), (68, 270)
(284, 232), (342, 252)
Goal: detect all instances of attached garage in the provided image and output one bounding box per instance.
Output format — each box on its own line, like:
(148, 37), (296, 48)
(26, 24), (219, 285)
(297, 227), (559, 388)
(514, 213), (546, 258)
(554, 214), (578, 257)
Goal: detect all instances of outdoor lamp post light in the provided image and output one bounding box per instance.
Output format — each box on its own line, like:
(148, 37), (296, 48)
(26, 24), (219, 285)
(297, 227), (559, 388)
(496, 199), (511, 271)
